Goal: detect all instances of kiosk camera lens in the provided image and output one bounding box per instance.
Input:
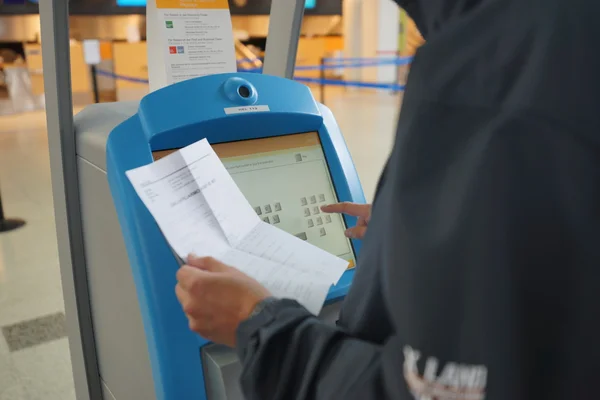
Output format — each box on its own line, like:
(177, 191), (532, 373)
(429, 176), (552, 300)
(238, 85), (251, 98)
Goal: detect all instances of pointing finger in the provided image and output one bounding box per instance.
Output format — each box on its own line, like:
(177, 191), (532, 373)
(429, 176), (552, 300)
(321, 202), (370, 218)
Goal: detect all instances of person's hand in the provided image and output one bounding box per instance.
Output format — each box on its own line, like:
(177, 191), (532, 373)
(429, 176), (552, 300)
(175, 255), (271, 348)
(321, 202), (371, 239)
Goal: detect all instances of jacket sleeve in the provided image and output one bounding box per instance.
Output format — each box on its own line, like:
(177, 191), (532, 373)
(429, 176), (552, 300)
(233, 117), (600, 400)
(235, 299), (407, 400)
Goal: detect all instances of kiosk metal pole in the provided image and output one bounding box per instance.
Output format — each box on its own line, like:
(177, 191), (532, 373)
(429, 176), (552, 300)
(319, 57), (326, 104)
(262, 0), (306, 79)
(39, 0), (103, 399)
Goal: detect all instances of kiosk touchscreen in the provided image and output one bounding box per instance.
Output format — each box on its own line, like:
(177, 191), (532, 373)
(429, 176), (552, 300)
(154, 132), (357, 269)
(74, 72), (365, 400)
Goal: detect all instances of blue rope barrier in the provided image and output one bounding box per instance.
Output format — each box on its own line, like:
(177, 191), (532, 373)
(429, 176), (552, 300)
(236, 58), (263, 64)
(95, 69), (151, 84)
(97, 62), (406, 79)
(243, 61), (411, 73)
(95, 56), (411, 91)
(295, 77), (405, 91)
(239, 67), (262, 73)
(322, 56), (414, 64)
(96, 69), (405, 91)
(238, 59), (412, 72)
(236, 56), (414, 65)
(238, 58), (411, 72)
(235, 56), (414, 67)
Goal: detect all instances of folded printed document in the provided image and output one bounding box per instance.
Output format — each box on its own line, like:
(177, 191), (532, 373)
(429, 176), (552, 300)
(125, 139), (348, 314)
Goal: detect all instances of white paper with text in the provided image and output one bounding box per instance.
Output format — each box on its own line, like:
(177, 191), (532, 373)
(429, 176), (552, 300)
(125, 139), (349, 314)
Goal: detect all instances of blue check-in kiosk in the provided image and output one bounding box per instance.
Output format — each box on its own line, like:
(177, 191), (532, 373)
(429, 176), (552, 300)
(101, 73), (364, 400)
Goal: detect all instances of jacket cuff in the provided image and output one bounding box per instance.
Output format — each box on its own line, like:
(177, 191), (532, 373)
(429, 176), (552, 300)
(235, 298), (303, 360)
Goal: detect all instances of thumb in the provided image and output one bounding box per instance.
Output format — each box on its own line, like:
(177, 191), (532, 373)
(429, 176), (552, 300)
(186, 255), (229, 272)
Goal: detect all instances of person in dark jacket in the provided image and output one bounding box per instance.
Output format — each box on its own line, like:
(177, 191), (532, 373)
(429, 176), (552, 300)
(174, 0), (600, 398)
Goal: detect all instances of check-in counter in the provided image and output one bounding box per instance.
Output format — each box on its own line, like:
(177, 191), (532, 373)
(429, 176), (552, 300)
(3, 62), (43, 113)
(296, 36), (344, 79)
(113, 42), (150, 102)
(25, 42), (92, 104)
(24, 41), (116, 105)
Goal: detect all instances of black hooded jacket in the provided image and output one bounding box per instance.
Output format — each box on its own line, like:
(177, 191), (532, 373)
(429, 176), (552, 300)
(236, 1), (600, 399)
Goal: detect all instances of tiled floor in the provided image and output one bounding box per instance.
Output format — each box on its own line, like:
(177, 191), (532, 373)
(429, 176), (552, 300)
(0, 88), (400, 398)
(0, 109), (77, 400)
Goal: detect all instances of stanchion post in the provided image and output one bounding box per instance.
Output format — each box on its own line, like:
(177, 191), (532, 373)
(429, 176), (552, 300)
(0, 187), (5, 222)
(320, 57), (325, 105)
(0, 182), (25, 233)
(394, 51), (401, 95)
(90, 65), (100, 103)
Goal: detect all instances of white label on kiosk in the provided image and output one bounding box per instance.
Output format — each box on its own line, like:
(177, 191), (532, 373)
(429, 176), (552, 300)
(154, 0), (237, 85)
(224, 105), (270, 115)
